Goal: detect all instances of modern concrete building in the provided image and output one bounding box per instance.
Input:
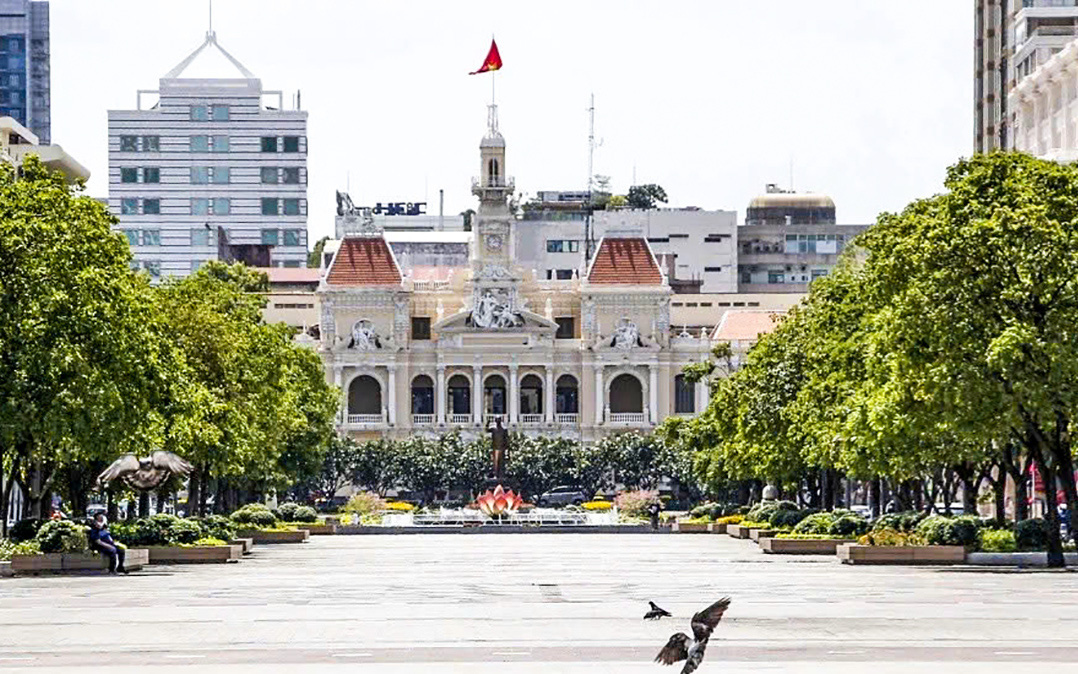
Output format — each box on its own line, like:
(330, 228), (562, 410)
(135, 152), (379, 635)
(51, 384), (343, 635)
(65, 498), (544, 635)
(0, 115), (86, 182)
(975, 1), (1078, 153)
(737, 185), (867, 293)
(108, 29), (307, 280)
(1010, 36), (1078, 160)
(0, 0), (48, 144)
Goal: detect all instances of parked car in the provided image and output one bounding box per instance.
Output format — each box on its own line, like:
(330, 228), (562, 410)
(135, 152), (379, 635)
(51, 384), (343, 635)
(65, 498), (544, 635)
(536, 486), (586, 507)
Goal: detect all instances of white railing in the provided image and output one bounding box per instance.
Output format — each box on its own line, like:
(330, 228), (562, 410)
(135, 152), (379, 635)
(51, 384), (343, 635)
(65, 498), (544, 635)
(556, 413), (579, 424)
(607, 411), (648, 424)
(412, 414), (435, 425)
(520, 414), (544, 425)
(449, 414), (472, 425)
(484, 413), (506, 426)
(412, 279), (451, 292)
(347, 413), (384, 425)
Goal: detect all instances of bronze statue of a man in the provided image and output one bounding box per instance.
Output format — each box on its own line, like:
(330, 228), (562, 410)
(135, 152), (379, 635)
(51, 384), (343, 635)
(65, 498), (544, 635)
(490, 417), (509, 479)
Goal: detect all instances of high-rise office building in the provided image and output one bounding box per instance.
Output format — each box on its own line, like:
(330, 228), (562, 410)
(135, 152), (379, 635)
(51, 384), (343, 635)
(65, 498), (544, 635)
(0, 0), (49, 144)
(108, 30), (308, 279)
(976, 1), (1078, 153)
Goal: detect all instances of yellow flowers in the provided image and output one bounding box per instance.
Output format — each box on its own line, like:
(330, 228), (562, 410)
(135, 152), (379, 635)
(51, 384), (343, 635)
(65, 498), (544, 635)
(582, 501), (613, 511)
(385, 502), (415, 511)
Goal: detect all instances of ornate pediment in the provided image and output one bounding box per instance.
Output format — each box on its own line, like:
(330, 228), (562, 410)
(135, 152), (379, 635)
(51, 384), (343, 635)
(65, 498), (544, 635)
(433, 306), (557, 335)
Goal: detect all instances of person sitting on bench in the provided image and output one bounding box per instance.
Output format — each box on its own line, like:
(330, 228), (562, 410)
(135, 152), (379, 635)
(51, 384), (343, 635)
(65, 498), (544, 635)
(89, 514), (127, 575)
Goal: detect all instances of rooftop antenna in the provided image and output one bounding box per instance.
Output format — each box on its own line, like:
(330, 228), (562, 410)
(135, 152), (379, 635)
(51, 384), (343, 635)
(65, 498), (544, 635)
(208, 0), (213, 36)
(585, 93), (603, 264)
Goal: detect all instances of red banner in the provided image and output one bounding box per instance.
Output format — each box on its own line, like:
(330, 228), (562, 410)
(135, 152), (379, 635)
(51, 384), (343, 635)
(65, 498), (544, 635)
(470, 39), (502, 75)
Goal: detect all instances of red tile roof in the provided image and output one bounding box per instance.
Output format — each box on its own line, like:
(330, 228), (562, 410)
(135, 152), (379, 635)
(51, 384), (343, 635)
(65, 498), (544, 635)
(325, 237), (402, 286)
(713, 310), (784, 341)
(587, 237), (663, 285)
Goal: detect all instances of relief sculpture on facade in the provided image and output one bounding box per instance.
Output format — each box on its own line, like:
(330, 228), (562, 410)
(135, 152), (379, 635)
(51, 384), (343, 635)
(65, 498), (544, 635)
(469, 289), (523, 329)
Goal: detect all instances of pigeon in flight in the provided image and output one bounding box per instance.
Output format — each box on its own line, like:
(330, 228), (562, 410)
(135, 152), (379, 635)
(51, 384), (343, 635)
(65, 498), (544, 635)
(654, 597), (731, 674)
(97, 451), (193, 491)
(644, 601), (672, 620)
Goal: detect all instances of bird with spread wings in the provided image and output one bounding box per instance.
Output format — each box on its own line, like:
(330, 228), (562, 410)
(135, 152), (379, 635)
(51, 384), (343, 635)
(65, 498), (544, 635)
(654, 597), (731, 674)
(96, 451), (193, 491)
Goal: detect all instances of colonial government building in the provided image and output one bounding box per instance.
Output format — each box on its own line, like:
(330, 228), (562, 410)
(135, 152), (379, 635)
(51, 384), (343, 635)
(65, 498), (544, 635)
(318, 106), (713, 440)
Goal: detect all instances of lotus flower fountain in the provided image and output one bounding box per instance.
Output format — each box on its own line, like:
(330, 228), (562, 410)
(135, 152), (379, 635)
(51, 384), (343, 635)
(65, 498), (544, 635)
(475, 485), (523, 518)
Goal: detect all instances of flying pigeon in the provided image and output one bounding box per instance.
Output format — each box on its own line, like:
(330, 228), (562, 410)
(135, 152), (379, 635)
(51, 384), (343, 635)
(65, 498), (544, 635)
(96, 451), (193, 491)
(654, 597), (731, 674)
(644, 601), (672, 620)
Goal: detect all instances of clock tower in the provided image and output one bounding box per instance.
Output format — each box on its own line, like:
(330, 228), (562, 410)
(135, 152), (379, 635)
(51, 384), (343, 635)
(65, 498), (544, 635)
(466, 104), (524, 329)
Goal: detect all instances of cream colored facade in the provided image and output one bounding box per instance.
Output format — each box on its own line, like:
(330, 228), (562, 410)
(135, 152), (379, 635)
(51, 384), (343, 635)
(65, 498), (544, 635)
(318, 107), (712, 441)
(1011, 37), (1078, 162)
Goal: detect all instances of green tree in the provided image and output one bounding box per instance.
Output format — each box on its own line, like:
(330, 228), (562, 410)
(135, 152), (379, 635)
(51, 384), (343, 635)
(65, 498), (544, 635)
(0, 157), (181, 524)
(307, 236), (330, 269)
(625, 184), (668, 210)
(196, 260), (269, 293)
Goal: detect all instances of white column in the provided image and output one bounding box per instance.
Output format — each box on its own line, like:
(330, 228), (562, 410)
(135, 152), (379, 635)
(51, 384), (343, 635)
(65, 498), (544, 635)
(508, 365), (519, 424)
(473, 365), (483, 425)
(594, 363), (604, 425)
(545, 366), (555, 423)
(436, 366), (446, 425)
(649, 364), (658, 424)
(694, 379), (705, 416)
(387, 365), (397, 426)
(333, 365), (344, 423)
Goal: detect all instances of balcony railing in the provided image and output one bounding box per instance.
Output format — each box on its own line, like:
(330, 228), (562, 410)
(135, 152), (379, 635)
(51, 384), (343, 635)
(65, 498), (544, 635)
(412, 279), (451, 292)
(471, 176), (516, 192)
(449, 414), (472, 425)
(346, 413), (385, 425)
(606, 411), (648, 425)
(412, 414), (435, 425)
(555, 413), (579, 424)
(520, 414), (544, 425)
(484, 413), (506, 426)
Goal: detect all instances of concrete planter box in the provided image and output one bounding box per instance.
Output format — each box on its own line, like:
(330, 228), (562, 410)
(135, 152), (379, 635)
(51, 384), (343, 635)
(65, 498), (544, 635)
(298, 523), (337, 535)
(727, 524), (752, 539)
(230, 538), (254, 555)
(966, 551), (1078, 567)
(672, 522), (710, 533)
(0, 561), (11, 577)
(11, 548), (149, 574)
(760, 537), (855, 555)
(147, 545), (241, 564)
(708, 523), (728, 534)
(837, 544), (965, 565)
(749, 528), (777, 542)
(235, 528), (310, 544)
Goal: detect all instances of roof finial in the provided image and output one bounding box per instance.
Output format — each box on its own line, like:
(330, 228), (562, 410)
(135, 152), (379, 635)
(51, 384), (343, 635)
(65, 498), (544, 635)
(208, 0), (214, 37)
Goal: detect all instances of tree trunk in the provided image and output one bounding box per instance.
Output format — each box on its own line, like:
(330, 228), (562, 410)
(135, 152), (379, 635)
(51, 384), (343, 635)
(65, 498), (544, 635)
(106, 488), (118, 521)
(954, 463), (981, 517)
(138, 491), (150, 518)
(1032, 451), (1065, 568)
(1, 452), (20, 537)
(821, 469), (834, 510)
(1053, 443), (1078, 545)
(198, 466), (209, 516)
(870, 478), (881, 519)
(27, 457), (43, 519)
(187, 466), (201, 518)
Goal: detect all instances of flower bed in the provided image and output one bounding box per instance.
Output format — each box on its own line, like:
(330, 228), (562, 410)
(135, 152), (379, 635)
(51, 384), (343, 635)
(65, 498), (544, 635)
(760, 536), (855, 555)
(296, 523), (338, 535)
(837, 543), (965, 565)
(234, 528), (310, 544)
(146, 544), (242, 564)
(11, 548), (149, 574)
(672, 521), (710, 533)
(749, 527), (778, 542)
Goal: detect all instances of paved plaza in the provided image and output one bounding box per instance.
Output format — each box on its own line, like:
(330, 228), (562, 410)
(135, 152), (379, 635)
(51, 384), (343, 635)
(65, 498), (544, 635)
(2, 534), (1078, 673)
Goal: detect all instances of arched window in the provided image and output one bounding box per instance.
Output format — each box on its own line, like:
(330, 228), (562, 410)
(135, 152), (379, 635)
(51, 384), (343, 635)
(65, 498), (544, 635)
(488, 158), (500, 186)
(411, 375), (434, 415)
(520, 374), (543, 415)
(609, 373), (643, 413)
(674, 374), (695, 414)
(484, 374), (507, 415)
(348, 375), (382, 415)
(556, 375), (579, 414)
(447, 374), (471, 415)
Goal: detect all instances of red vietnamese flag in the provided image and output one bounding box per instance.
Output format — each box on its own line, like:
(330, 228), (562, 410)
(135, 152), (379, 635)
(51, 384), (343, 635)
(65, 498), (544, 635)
(470, 39), (502, 75)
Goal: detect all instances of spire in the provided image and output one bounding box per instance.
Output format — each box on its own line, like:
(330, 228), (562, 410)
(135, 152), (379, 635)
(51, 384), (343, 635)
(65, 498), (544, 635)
(163, 23), (256, 80)
(486, 104), (501, 140)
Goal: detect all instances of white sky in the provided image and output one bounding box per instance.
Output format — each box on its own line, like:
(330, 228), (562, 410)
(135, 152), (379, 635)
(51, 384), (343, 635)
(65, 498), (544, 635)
(51, 0), (972, 244)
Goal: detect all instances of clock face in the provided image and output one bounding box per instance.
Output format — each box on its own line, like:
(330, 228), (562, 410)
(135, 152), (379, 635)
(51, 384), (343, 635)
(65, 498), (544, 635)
(485, 234), (503, 251)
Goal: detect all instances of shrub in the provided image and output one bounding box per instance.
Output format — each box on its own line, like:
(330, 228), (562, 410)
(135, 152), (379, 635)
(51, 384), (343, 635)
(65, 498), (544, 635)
(0, 539), (40, 560)
(276, 502), (300, 521)
(197, 515), (236, 542)
(385, 502), (415, 512)
(9, 518), (42, 543)
(769, 509), (811, 529)
(115, 518), (165, 547)
(615, 490), (660, 518)
(714, 514), (743, 525)
(1015, 518), (1049, 551)
(916, 515), (980, 547)
(292, 506), (318, 523)
(167, 518), (203, 545)
(775, 533), (851, 540)
(872, 511), (927, 533)
(858, 528), (926, 547)
(829, 515), (868, 538)
(739, 520), (773, 529)
(231, 503), (277, 527)
(582, 501), (613, 511)
(342, 493), (387, 517)
(191, 537), (228, 547)
(793, 512), (836, 535)
(980, 529), (1017, 553)
(35, 519), (89, 554)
